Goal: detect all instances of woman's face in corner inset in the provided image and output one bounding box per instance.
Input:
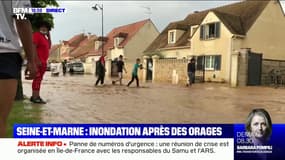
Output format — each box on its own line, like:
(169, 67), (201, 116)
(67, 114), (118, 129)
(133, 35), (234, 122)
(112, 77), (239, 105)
(250, 114), (267, 139)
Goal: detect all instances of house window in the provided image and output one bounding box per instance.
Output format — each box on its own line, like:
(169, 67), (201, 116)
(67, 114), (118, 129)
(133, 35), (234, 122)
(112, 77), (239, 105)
(205, 55), (221, 70)
(200, 22), (220, 40)
(168, 30), (176, 44)
(197, 55), (221, 70)
(95, 41), (101, 50)
(205, 56), (215, 70)
(114, 37), (120, 47)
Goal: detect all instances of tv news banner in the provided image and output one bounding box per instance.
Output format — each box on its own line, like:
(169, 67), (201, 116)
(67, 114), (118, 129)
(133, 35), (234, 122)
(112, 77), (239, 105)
(13, 7), (65, 20)
(1, 124), (284, 160)
(7, 6), (285, 160)
(0, 124), (234, 160)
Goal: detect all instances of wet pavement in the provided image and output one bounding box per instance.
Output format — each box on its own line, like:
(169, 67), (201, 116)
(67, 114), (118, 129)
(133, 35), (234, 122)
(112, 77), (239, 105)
(22, 72), (285, 124)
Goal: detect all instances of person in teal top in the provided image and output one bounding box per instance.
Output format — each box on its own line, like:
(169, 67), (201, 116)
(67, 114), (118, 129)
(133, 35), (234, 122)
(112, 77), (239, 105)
(127, 58), (142, 87)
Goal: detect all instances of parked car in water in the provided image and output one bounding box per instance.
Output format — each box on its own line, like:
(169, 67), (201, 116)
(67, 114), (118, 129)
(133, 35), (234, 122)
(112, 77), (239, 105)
(67, 62), (84, 74)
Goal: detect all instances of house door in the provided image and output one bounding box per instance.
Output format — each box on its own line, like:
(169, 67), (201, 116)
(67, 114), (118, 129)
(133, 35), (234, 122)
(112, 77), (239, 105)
(146, 58), (153, 81)
(95, 61), (100, 76)
(111, 60), (118, 77)
(247, 52), (262, 85)
(196, 56), (206, 82)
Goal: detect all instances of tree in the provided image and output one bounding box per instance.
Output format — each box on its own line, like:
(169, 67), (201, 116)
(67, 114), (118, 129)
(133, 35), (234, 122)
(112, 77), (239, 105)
(15, 0), (58, 100)
(29, 0), (59, 30)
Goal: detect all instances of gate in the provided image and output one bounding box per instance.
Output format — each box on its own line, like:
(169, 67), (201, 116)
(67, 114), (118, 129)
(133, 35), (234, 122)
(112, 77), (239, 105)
(111, 60), (118, 77)
(247, 52), (262, 85)
(146, 58), (153, 81)
(196, 56), (205, 82)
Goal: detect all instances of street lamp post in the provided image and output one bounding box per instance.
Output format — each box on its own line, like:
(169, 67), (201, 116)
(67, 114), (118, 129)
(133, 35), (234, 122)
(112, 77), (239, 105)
(92, 4), (104, 56)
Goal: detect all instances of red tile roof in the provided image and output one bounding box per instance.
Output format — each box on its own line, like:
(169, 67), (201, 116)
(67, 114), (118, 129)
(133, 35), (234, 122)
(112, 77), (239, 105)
(61, 52), (70, 60)
(114, 32), (128, 38)
(61, 33), (87, 50)
(67, 33), (86, 47)
(87, 19), (150, 56)
(49, 44), (60, 56)
(70, 35), (97, 59)
(59, 33), (91, 59)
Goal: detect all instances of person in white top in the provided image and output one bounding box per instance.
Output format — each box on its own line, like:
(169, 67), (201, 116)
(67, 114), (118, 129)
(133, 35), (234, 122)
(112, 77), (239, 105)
(50, 61), (62, 76)
(0, 0), (37, 137)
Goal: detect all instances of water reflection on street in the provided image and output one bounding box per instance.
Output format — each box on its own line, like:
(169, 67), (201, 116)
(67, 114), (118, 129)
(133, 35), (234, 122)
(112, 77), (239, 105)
(22, 72), (285, 124)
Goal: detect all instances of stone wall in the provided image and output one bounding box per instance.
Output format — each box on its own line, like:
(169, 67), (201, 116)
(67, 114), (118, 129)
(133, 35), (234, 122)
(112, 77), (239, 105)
(237, 50), (249, 86)
(153, 58), (188, 84)
(83, 63), (95, 75)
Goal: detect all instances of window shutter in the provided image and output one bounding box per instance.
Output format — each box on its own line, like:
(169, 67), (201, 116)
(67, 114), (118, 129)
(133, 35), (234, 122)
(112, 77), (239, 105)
(200, 25), (204, 40)
(197, 56), (204, 70)
(215, 22), (220, 38)
(214, 55), (221, 70)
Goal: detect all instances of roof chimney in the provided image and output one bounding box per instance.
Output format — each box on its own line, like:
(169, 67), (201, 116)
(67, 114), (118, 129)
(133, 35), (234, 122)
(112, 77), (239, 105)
(87, 32), (91, 39)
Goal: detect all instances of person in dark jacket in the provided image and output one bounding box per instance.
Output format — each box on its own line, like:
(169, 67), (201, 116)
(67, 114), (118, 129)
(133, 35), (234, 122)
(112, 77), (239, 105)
(187, 58), (196, 86)
(62, 59), (67, 76)
(112, 55), (127, 85)
(95, 55), (106, 86)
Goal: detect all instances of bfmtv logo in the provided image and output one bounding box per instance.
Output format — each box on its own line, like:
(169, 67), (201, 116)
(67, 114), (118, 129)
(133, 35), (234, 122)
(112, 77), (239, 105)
(15, 13), (27, 20)
(13, 8), (30, 20)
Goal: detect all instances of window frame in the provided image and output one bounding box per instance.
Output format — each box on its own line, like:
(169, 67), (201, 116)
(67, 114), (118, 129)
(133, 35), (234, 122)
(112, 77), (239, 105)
(196, 54), (222, 71)
(200, 22), (220, 40)
(114, 37), (120, 47)
(201, 55), (222, 71)
(205, 56), (215, 70)
(168, 30), (176, 44)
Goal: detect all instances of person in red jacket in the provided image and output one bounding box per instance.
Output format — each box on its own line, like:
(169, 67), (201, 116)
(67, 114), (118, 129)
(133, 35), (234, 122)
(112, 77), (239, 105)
(30, 21), (51, 104)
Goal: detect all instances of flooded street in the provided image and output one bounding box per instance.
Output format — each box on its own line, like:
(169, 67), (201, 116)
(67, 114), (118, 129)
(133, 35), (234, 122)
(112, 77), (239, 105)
(22, 72), (285, 124)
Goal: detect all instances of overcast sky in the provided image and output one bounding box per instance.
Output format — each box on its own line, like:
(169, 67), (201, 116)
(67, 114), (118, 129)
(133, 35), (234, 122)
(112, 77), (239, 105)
(50, 0), (285, 44)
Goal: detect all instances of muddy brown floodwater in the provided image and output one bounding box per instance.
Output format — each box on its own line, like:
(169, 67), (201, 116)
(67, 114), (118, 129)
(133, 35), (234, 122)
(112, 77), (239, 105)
(22, 72), (285, 124)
